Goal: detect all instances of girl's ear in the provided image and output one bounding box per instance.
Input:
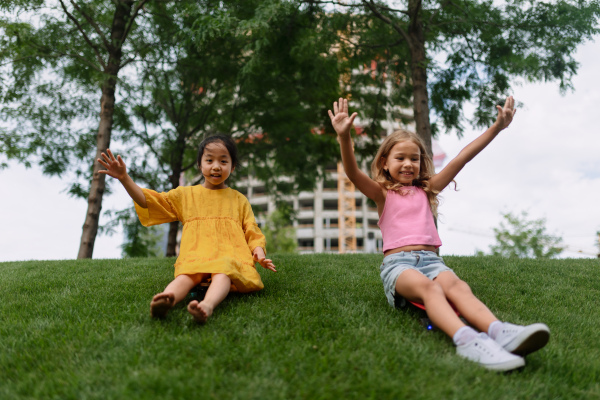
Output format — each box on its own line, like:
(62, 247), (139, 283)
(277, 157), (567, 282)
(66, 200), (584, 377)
(380, 156), (388, 171)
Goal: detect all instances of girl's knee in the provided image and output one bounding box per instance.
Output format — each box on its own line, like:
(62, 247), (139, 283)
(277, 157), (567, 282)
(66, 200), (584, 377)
(211, 273), (231, 283)
(445, 278), (473, 298)
(421, 280), (445, 300)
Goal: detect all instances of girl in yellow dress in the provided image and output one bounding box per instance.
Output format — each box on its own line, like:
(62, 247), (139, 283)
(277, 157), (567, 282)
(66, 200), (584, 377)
(98, 135), (276, 323)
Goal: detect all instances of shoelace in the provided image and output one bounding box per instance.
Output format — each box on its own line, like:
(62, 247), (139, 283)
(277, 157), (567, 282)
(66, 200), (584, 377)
(473, 337), (503, 357)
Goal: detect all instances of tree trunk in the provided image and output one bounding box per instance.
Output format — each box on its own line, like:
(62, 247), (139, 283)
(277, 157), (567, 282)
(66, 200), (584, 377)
(407, 0), (433, 157)
(166, 221), (179, 257)
(77, 1), (135, 259)
(165, 135), (187, 257)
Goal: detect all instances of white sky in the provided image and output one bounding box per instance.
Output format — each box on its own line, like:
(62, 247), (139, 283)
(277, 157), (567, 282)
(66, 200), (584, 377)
(436, 40), (600, 258)
(1, 41), (599, 262)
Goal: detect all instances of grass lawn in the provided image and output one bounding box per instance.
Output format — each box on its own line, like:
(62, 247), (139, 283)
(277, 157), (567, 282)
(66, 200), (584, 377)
(1, 254), (600, 399)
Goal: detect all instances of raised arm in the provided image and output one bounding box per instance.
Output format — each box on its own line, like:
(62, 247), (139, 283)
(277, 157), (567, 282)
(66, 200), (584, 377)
(430, 96), (517, 193)
(328, 98), (385, 206)
(98, 149), (147, 208)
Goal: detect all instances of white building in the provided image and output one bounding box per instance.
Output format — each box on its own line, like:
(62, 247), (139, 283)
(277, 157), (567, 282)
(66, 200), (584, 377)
(237, 162), (383, 254)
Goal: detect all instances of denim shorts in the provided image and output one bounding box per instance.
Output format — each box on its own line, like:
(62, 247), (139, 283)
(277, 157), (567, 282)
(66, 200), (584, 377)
(379, 251), (452, 307)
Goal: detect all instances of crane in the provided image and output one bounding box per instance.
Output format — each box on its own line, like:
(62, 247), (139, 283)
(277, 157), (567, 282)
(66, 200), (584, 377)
(337, 162), (357, 253)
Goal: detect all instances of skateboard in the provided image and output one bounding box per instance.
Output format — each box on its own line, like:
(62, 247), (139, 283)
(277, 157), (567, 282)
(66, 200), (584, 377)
(395, 296), (466, 331)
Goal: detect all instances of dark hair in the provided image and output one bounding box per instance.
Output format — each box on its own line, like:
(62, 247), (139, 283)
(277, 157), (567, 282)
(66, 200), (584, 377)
(196, 134), (239, 170)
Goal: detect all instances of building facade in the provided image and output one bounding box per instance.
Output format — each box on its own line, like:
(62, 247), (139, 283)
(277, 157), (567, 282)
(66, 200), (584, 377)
(237, 163), (383, 254)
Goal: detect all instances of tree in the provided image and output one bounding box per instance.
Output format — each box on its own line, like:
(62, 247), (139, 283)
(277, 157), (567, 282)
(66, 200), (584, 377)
(116, 0), (342, 255)
(116, 0), (252, 256)
(102, 207), (164, 257)
(229, 0), (343, 195)
(490, 211), (563, 259)
(261, 209), (298, 254)
(310, 0), (600, 155)
(1, 0), (346, 258)
(1, 0), (159, 258)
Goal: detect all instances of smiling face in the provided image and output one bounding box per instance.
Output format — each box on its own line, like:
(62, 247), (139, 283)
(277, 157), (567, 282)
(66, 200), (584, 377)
(199, 142), (234, 190)
(382, 140), (421, 186)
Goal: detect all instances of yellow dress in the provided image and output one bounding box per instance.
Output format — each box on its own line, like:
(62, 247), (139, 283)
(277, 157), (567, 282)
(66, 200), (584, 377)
(134, 185), (266, 293)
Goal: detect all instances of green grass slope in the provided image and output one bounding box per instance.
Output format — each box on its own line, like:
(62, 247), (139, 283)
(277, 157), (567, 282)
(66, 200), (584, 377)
(1, 254), (599, 399)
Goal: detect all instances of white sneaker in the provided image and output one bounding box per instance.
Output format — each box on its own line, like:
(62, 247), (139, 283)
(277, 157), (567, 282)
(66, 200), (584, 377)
(456, 333), (525, 371)
(493, 322), (550, 356)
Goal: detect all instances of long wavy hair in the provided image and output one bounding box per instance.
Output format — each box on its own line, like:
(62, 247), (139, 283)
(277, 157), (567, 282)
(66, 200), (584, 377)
(370, 129), (439, 216)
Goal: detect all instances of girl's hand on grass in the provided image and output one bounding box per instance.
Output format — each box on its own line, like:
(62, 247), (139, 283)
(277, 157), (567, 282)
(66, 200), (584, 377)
(253, 247), (277, 272)
(328, 98), (357, 140)
(98, 149), (127, 180)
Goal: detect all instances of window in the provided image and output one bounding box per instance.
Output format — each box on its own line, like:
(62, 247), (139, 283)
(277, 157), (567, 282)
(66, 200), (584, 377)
(299, 199), (314, 210)
(323, 199), (337, 210)
(298, 218), (313, 227)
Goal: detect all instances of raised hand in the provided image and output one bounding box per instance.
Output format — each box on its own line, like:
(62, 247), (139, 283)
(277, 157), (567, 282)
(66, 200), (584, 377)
(98, 149), (127, 180)
(328, 98), (358, 139)
(253, 247), (277, 272)
(494, 96), (517, 131)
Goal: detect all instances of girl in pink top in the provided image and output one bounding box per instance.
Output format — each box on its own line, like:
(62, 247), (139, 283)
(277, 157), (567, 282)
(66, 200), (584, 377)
(329, 97), (549, 371)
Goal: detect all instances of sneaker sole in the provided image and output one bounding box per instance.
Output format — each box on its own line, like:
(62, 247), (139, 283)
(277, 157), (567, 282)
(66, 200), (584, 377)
(484, 356), (525, 372)
(503, 323), (550, 356)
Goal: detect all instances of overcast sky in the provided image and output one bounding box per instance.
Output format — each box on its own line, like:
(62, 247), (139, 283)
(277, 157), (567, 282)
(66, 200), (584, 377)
(436, 40), (600, 258)
(1, 40), (599, 262)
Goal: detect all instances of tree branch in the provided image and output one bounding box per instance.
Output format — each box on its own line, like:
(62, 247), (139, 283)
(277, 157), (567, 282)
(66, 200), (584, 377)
(68, 0), (112, 51)
(339, 34), (406, 50)
(58, 0), (106, 69)
(135, 101), (170, 176)
(119, 56), (138, 68)
(3, 44), (103, 73)
(373, 3), (409, 15)
(362, 0), (413, 51)
(427, 0), (452, 29)
(187, 83), (225, 137)
(299, 0), (362, 9)
(56, 52), (104, 72)
(121, 0), (152, 43)
(163, 70), (178, 124)
(181, 159), (196, 172)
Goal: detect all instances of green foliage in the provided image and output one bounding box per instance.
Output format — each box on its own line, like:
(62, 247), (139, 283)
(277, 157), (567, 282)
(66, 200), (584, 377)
(315, 6), (415, 160)
(490, 211), (564, 259)
(121, 222), (163, 259)
(317, 0), (600, 137)
(232, 0), (342, 194)
(0, 1), (145, 191)
(4, 1), (598, 257)
(2, 255), (600, 398)
(113, 0), (342, 254)
(101, 207), (164, 258)
(262, 209), (297, 254)
(117, 0), (249, 192)
(116, 0), (343, 198)
(427, 0), (600, 133)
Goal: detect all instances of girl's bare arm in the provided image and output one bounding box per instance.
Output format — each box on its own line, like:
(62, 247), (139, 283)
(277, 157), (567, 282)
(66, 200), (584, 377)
(329, 98), (386, 207)
(430, 96), (517, 193)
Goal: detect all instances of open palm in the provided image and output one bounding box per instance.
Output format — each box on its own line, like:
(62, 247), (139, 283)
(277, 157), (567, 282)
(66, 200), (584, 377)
(98, 149), (127, 180)
(328, 98), (358, 139)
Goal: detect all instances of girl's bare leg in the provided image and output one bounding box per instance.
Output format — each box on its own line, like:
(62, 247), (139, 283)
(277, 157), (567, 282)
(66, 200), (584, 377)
(395, 269), (466, 337)
(433, 271), (497, 333)
(151, 274), (197, 318)
(188, 273), (231, 324)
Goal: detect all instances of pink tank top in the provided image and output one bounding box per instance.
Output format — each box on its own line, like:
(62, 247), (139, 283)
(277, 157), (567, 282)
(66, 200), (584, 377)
(378, 187), (442, 252)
